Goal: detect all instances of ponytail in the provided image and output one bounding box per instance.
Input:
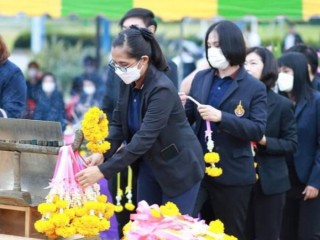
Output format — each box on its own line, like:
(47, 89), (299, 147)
(112, 26), (168, 71)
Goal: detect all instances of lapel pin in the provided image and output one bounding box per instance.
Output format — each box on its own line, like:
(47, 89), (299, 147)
(234, 100), (245, 117)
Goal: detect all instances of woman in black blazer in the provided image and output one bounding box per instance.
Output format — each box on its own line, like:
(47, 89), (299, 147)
(76, 26), (205, 215)
(244, 47), (297, 240)
(278, 52), (320, 240)
(183, 21), (268, 240)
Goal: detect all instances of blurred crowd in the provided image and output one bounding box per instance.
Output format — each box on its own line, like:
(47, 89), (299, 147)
(21, 55), (105, 132)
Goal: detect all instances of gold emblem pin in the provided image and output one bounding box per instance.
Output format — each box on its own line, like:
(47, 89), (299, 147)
(234, 100), (245, 117)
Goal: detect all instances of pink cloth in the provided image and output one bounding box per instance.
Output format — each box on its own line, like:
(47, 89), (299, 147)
(125, 201), (208, 240)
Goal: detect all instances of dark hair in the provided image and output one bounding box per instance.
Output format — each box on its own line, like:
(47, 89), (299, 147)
(286, 43), (319, 75)
(278, 52), (313, 102)
(205, 20), (246, 67)
(246, 47), (278, 89)
(0, 35), (10, 64)
(41, 72), (57, 83)
(112, 26), (168, 71)
(83, 55), (96, 67)
(28, 61), (40, 69)
(120, 8), (157, 32)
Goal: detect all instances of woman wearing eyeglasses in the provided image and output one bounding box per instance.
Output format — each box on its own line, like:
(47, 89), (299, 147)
(76, 26), (205, 214)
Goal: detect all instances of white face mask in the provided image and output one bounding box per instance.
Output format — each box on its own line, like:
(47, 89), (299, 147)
(28, 68), (37, 79)
(207, 47), (230, 70)
(277, 72), (294, 92)
(115, 63), (142, 85)
(42, 82), (55, 93)
(83, 86), (96, 95)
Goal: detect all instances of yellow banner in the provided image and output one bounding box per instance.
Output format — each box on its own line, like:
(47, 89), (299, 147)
(0, 0), (61, 17)
(134, 0), (217, 21)
(302, 0), (320, 20)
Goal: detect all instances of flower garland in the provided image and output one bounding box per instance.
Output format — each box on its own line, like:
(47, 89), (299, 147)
(34, 146), (115, 239)
(81, 107), (111, 154)
(35, 190), (114, 239)
(82, 107), (135, 213)
(122, 200), (237, 240)
(204, 120), (223, 177)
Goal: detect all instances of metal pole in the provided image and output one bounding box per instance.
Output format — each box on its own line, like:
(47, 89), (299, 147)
(178, 18), (185, 87)
(96, 16), (101, 69)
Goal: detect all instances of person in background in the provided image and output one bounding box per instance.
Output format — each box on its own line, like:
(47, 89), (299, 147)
(23, 60), (43, 119)
(26, 61), (42, 100)
(287, 43), (320, 91)
(244, 47), (297, 240)
(73, 77), (102, 124)
(76, 25), (204, 218)
(70, 55), (104, 97)
(33, 72), (67, 131)
(281, 22), (303, 52)
(277, 52), (320, 240)
(181, 20), (267, 240)
(0, 35), (26, 118)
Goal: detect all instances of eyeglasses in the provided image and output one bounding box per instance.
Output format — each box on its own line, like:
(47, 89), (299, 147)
(109, 60), (139, 73)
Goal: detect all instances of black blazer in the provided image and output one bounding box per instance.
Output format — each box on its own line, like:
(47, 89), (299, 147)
(185, 67), (267, 186)
(255, 90), (297, 195)
(292, 91), (320, 188)
(98, 64), (205, 197)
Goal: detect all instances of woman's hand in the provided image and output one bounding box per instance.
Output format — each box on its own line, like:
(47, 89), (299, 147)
(76, 166), (104, 188)
(303, 185), (319, 200)
(84, 153), (104, 166)
(198, 104), (222, 122)
(259, 135), (267, 145)
(178, 91), (188, 107)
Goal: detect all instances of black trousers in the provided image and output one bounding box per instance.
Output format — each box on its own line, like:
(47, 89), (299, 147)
(193, 177), (253, 240)
(280, 166), (320, 240)
(246, 181), (286, 240)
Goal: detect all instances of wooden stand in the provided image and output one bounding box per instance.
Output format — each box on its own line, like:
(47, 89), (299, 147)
(0, 204), (44, 239)
(0, 204), (31, 237)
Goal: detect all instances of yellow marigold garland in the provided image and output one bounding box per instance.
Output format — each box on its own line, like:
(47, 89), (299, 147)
(81, 107), (111, 154)
(34, 194), (113, 239)
(254, 162), (259, 180)
(204, 152), (223, 177)
(204, 120), (223, 177)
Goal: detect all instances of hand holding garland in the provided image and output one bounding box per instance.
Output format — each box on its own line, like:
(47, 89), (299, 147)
(76, 107), (110, 188)
(187, 96), (222, 177)
(77, 107), (136, 211)
(198, 104), (222, 122)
